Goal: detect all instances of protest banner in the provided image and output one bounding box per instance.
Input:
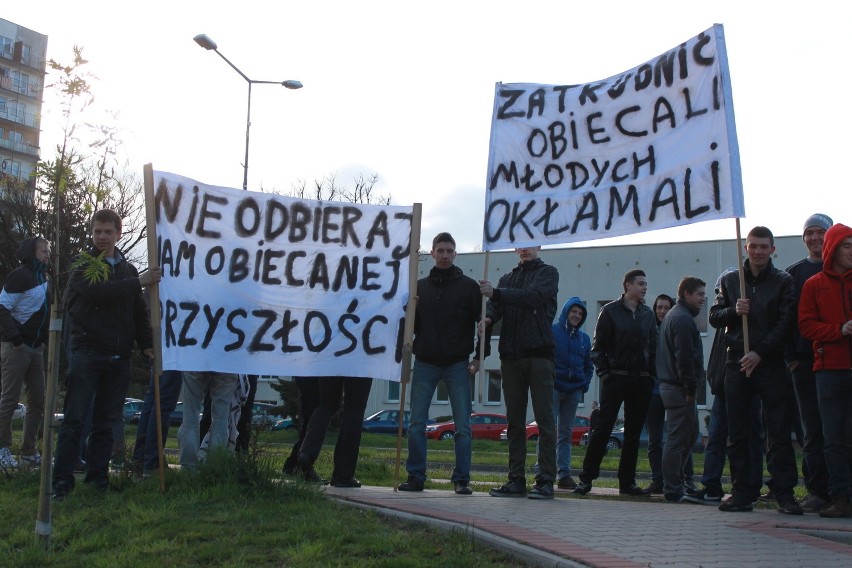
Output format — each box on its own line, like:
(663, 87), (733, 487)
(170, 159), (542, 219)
(483, 24), (744, 250)
(151, 171), (415, 381)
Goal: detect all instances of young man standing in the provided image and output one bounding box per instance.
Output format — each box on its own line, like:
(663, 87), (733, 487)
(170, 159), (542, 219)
(480, 246), (559, 499)
(786, 213), (833, 512)
(574, 270), (657, 497)
(0, 237), (51, 469)
(53, 210), (161, 500)
(798, 223), (852, 518)
(710, 226), (801, 514)
(399, 233), (483, 495)
(657, 276), (706, 503)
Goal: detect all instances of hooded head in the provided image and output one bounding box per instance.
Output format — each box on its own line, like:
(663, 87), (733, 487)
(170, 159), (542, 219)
(15, 237), (50, 280)
(558, 296), (587, 330)
(822, 223), (852, 275)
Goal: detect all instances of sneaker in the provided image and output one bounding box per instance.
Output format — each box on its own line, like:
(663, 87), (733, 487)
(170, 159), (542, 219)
(776, 494), (804, 516)
(527, 480), (554, 500)
(684, 479), (698, 492)
(453, 481), (473, 495)
(398, 476), (424, 492)
(52, 481), (73, 502)
(819, 496), (852, 518)
(758, 489), (775, 502)
(619, 484), (651, 496)
(665, 492), (687, 503)
(19, 452), (42, 467)
(799, 494), (829, 514)
(682, 487), (723, 504)
(489, 478), (527, 497)
(644, 480), (664, 495)
(557, 476), (577, 490)
(718, 496), (753, 512)
(573, 481), (593, 495)
(0, 447), (18, 469)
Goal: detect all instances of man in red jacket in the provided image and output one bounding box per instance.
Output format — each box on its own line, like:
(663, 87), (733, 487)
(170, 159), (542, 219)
(799, 222), (852, 518)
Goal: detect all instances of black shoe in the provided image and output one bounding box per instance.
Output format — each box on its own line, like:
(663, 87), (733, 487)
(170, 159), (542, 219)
(557, 476), (577, 490)
(398, 476), (424, 492)
(758, 489), (775, 502)
(684, 479), (698, 492)
(719, 496), (753, 512)
(799, 494), (829, 513)
(644, 480), (664, 495)
(682, 487), (724, 504)
(573, 481), (592, 495)
(282, 458), (298, 476)
(777, 494), (804, 516)
(619, 485), (651, 496)
(665, 492), (687, 503)
(73, 460), (86, 474)
(330, 477), (361, 488)
(52, 481), (72, 502)
(454, 481), (473, 495)
(527, 481), (554, 500)
(489, 478), (526, 497)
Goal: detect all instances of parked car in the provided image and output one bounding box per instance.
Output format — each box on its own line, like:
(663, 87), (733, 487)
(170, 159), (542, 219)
(499, 415), (591, 445)
(425, 412), (508, 441)
(123, 399), (145, 423)
(132, 401), (200, 427)
(362, 410), (435, 434)
(13, 403), (26, 420)
(251, 402), (284, 426)
(271, 418), (295, 431)
(580, 423), (700, 452)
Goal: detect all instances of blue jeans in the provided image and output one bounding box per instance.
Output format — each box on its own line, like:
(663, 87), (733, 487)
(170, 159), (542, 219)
(53, 349), (131, 489)
(815, 370), (852, 498)
(551, 389), (582, 479)
(178, 372), (238, 469)
(406, 360), (472, 483)
(132, 370), (183, 471)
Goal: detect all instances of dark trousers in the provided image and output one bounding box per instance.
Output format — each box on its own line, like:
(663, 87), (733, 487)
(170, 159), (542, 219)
(132, 370), (183, 471)
(54, 350), (131, 489)
(580, 375), (652, 489)
(235, 375), (258, 453)
(701, 392), (763, 494)
(299, 377), (373, 481)
(792, 363), (829, 499)
(283, 377), (320, 468)
(725, 357), (798, 501)
(647, 393), (695, 484)
(502, 357), (556, 482)
(815, 370), (852, 498)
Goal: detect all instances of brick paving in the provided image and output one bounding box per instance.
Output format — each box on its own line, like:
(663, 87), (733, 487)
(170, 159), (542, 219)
(325, 484), (852, 567)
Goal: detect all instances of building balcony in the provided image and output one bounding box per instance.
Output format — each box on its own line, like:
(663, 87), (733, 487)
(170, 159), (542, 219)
(0, 137), (39, 157)
(0, 106), (40, 129)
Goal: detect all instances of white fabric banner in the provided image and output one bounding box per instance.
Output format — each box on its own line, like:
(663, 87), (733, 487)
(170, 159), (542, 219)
(483, 24), (744, 250)
(153, 171), (413, 381)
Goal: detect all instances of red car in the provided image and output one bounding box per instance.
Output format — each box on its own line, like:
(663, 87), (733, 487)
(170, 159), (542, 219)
(499, 415), (591, 445)
(425, 412), (508, 441)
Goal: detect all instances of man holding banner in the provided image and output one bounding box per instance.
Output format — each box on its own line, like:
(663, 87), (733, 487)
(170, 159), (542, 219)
(710, 226), (801, 514)
(481, 246), (559, 499)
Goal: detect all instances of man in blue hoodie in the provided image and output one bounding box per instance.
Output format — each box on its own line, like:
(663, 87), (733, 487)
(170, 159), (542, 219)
(550, 297), (593, 489)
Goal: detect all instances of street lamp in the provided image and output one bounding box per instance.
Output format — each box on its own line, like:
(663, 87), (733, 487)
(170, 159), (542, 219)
(193, 33), (302, 191)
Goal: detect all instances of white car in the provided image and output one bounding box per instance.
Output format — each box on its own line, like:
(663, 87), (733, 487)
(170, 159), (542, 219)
(13, 403), (26, 419)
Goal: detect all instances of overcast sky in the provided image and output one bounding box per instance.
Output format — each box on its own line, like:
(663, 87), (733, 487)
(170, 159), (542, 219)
(6, 1), (848, 252)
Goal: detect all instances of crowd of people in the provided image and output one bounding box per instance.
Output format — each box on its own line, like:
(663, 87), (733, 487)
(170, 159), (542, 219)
(0, 210), (850, 520)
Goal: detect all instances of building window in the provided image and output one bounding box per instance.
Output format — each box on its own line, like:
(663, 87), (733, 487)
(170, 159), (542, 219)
(486, 371), (502, 404)
(0, 36), (12, 58)
(386, 381), (400, 403)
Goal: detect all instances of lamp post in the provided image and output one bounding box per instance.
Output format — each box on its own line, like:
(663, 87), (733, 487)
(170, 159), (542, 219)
(193, 33), (302, 191)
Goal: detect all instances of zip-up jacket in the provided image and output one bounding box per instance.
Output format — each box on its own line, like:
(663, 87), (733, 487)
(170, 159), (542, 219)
(709, 259), (795, 361)
(0, 237), (50, 348)
(64, 245), (152, 358)
(592, 295), (657, 380)
(486, 257), (559, 360)
(656, 298), (704, 396)
(785, 256), (823, 365)
(553, 297), (593, 394)
(798, 223), (852, 371)
(413, 265), (485, 366)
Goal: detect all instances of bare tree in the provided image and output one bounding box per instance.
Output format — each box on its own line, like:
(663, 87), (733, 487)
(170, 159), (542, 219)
(287, 172), (389, 205)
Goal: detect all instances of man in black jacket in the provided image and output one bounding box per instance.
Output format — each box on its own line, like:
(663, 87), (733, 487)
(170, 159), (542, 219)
(658, 276), (706, 502)
(0, 237), (51, 469)
(574, 269), (657, 497)
(399, 233), (483, 495)
(53, 209), (161, 500)
(710, 226), (801, 514)
(480, 246), (559, 499)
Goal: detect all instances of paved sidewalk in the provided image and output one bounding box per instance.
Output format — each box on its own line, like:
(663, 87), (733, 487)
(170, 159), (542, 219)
(325, 484), (852, 567)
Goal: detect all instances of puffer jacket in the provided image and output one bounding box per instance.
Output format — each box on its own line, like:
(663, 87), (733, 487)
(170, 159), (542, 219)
(552, 297), (593, 393)
(486, 257), (559, 360)
(709, 259), (795, 360)
(0, 237), (50, 348)
(592, 295), (657, 380)
(798, 223), (852, 371)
